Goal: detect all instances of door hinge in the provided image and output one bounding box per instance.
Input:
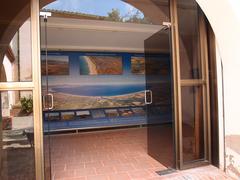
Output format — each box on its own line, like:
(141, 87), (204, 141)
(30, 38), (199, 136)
(163, 22), (171, 29)
(40, 11), (52, 21)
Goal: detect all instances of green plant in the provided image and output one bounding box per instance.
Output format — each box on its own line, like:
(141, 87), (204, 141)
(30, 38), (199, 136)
(20, 96), (33, 114)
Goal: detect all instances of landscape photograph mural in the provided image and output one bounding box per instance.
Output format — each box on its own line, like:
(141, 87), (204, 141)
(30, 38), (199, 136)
(41, 52), (146, 111)
(79, 55), (123, 75)
(50, 84), (145, 110)
(131, 56), (145, 74)
(41, 52), (173, 130)
(41, 55), (69, 75)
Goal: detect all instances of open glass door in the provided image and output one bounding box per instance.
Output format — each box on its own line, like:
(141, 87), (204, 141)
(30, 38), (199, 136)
(145, 26), (175, 171)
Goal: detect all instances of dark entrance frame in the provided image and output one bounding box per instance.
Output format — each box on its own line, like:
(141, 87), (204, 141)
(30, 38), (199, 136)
(170, 0), (218, 170)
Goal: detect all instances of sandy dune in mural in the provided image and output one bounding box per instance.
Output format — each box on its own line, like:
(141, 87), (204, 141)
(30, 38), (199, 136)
(80, 56), (122, 75)
(41, 59), (69, 75)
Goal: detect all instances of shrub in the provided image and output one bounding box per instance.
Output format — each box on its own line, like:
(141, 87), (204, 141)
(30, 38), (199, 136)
(20, 96), (33, 114)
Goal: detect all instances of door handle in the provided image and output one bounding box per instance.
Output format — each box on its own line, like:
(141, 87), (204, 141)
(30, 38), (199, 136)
(43, 93), (54, 110)
(145, 90), (152, 105)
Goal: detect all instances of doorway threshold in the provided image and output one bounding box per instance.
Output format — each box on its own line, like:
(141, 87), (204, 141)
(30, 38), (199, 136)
(156, 168), (177, 176)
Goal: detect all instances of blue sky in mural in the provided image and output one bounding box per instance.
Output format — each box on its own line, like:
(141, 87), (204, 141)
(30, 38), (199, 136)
(44, 0), (143, 17)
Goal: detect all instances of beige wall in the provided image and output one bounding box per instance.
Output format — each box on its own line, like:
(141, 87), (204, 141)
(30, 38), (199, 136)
(196, 0), (240, 178)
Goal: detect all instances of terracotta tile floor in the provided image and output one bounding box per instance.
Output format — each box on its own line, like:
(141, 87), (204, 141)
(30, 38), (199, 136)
(45, 127), (231, 180)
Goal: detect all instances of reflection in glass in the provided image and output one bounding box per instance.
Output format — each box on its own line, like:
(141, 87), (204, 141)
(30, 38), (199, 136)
(177, 0), (201, 79)
(181, 86), (204, 162)
(0, 91), (35, 179)
(1, 19), (32, 82)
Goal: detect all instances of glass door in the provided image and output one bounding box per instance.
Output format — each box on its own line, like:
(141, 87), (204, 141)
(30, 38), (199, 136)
(145, 26), (175, 171)
(40, 12), (53, 180)
(39, 0), (177, 178)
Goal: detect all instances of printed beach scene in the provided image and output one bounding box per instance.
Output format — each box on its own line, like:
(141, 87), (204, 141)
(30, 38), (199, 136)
(131, 56), (145, 74)
(79, 56), (122, 75)
(42, 53), (147, 110)
(41, 55), (69, 75)
(47, 84), (145, 110)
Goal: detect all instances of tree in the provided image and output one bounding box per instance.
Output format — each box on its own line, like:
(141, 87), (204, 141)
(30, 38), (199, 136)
(105, 9), (123, 22)
(124, 10), (151, 24)
(105, 8), (151, 24)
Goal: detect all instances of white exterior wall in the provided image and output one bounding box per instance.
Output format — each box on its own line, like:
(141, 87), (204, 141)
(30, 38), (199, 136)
(19, 19), (32, 81)
(196, 0), (240, 178)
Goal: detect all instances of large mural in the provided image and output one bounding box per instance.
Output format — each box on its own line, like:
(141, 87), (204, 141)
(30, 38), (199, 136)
(41, 52), (148, 110)
(41, 51), (173, 130)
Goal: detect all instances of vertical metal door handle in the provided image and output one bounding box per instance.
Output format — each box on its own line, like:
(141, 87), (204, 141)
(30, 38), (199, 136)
(48, 93), (54, 110)
(43, 93), (54, 110)
(145, 90), (152, 104)
(43, 95), (47, 110)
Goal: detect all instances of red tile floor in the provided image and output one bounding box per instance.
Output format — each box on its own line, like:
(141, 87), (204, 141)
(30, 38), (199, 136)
(45, 127), (232, 180)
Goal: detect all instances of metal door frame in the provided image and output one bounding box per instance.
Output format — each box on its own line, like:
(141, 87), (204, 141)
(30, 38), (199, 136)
(170, 0), (211, 170)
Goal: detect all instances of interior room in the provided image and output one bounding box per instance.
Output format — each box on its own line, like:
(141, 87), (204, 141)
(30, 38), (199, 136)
(40, 1), (175, 179)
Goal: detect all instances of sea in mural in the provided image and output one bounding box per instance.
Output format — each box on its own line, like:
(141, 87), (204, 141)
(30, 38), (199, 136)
(51, 84), (144, 96)
(48, 84), (145, 110)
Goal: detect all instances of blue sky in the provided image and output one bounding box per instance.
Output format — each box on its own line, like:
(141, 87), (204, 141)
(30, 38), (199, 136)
(44, 0), (143, 17)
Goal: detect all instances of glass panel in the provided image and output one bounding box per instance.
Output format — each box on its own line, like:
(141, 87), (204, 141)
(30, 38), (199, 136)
(177, 0), (201, 79)
(0, 91), (35, 179)
(145, 28), (175, 168)
(0, 0), (32, 82)
(181, 86), (205, 163)
(41, 0), (169, 25)
(40, 0), (175, 178)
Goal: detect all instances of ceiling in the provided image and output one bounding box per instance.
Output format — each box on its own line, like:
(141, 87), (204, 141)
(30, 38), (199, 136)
(40, 17), (169, 53)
